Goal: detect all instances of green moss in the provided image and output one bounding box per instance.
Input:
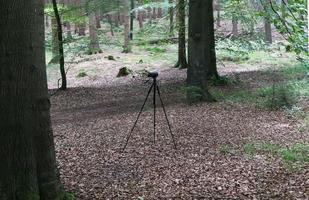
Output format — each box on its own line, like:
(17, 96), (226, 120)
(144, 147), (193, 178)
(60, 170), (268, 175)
(117, 67), (132, 77)
(76, 70), (87, 78)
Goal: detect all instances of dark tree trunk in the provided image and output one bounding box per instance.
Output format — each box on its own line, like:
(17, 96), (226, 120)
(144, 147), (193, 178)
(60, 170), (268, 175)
(66, 22), (72, 39)
(51, 17), (59, 62)
(169, 0), (174, 36)
(157, 7), (163, 18)
(129, 0), (134, 40)
(95, 11), (101, 29)
(175, 0), (188, 69)
(76, 0), (86, 36)
(107, 14), (115, 36)
(264, 16), (272, 44)
(0, 1), (63, 199)
(232, 17), (238, 36)
(123, 0), (131, 53)
(52, 0), (67, 90)
(187, 0), (218, 102)
(152, 7), (157, 19)
(89, 14), (101, 53)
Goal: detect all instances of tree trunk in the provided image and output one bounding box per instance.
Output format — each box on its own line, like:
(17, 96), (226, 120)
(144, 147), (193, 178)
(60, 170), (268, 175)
(107, 14), (115, 36)
(264, 17), (272, 44)
(52, 0), (67, 90)
(0, 1), (63, 199)
(187, 0), (218, 102)
(169, 0), (174, 36)
(88, 0), (102, 54)
(130, 0), (134, 40)
(76, 0), (86, 36)
(152, 7), (157, 19)
(51, 17), (59, 62)
(123, 0), (131, 53)
(232, 17), (238, 36)
(95, 11), (101, 29)
(216, 0), (221, 27)
(157, 7), (163, 18)
(137, 9), (144, 29)
(66, 22), (72, 39)
(45, 15), (50, 28)
(175, 0), (188, 69)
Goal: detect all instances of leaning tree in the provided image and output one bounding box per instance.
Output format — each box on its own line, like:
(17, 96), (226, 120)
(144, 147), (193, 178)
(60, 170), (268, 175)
(0, 0), (64, 199)
(187, 0), (219, 102)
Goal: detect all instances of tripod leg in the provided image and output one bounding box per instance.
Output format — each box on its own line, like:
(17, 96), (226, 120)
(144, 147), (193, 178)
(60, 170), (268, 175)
(153, 79), (156, 144)
(156, 85), (177, 150)
(122, 83), (154, 152)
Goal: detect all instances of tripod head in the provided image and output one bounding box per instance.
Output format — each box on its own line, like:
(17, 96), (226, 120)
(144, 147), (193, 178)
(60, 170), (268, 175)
(147, 71), (158, 79)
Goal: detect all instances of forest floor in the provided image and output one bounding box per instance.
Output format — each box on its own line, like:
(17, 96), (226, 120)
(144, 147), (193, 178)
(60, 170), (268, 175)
(47, 21), (309, 199)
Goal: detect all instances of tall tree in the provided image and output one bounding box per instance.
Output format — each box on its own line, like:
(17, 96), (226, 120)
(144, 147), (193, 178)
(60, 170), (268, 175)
(88, 0), (102, 54)
(52, 0), (67, 90)
(187, 0), (218, 102)
(169, 0), (175, 36)
(0, 0), (64, 199)
(175, 0), (188, 69)
(130, 0), (135, 40)
(122, 0), (131, 53)
(264, 16), (272, 43)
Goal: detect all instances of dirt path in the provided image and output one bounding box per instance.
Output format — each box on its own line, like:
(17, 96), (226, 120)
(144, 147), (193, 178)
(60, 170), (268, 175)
(50, 66), (308, 199)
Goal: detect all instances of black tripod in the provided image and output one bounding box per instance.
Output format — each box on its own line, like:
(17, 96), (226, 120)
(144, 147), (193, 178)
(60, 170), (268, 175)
(122, 72), (177, 152)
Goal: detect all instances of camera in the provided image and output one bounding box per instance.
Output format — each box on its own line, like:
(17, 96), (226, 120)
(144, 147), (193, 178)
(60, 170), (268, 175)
(147, 71), (158, 78)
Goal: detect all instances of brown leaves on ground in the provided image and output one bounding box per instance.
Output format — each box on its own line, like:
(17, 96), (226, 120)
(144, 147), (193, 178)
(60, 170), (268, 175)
(51, 68), (308, 199)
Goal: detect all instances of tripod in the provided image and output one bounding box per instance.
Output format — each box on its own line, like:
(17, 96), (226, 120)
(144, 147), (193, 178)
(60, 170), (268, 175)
(122, 73), (177, 152)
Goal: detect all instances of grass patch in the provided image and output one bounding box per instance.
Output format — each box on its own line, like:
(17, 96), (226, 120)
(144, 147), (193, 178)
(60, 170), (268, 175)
(243, 142), (309, 164)
(145, 46), (167, 54)
(244, 143), (257, 156)
(210, 62), (309, 109)
(76, 70), (87, 78)
(219, 144), (234, 154)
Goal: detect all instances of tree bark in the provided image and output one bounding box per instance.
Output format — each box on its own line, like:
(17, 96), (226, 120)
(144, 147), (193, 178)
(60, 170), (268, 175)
(95, 11), (101, 29)
(264, 16), (272, 44)
(187, 0), (218, 102)
(51, 17), (59, 62)
(76, 0), (86, 36)
(130, 0), (134, 40)
(216, 0), (221, 27)
(122, 0), (131, 53)
(107, 14), (115, 36)
(0, 1), (63, 199)
(52, 0), (67, 90)
(232, 17), (238, 36)
(169, 0), (174, 37)
(88, 0), (102, 54)
(175, 0), (188, 69)
(137, 9), (144, 29)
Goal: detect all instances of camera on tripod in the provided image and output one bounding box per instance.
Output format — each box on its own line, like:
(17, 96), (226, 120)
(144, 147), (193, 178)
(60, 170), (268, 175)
(147, 71), (158, 78)
(122, 70), (177, 152)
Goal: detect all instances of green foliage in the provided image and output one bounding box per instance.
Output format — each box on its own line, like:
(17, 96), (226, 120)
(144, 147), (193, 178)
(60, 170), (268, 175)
(260, 82), (297, 110)
(244, 143), (256, 156)
(145, 47), (166, 54)
(107, 55), (115, 60)
(223, 0), (258, 31)
(261, 0), (308, 55)
(281, 143), (309, 162)
(76, 70), (87, 78)
(117, 67), (132, 77)
(216, 38), (266, 62)
(219, 144), (233, 154)
(243, 142), (309, 164)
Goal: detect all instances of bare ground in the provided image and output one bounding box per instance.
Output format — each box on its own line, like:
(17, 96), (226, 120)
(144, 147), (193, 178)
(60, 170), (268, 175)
(50, 58), (309, 199)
